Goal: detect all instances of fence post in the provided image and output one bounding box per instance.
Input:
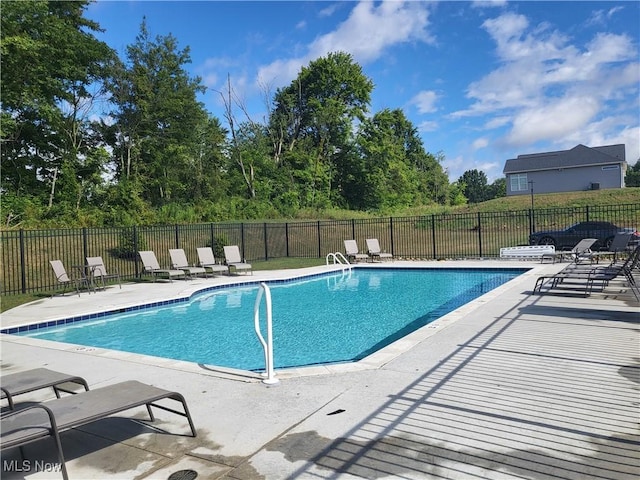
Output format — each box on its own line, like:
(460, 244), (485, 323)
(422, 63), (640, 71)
(263, 223), (268, 260)
(82, 227), (88, 261)
(174, 224), (179, 248)
(351, 219), (356, 240)
(285, 222), (290, 258)
(133, 226), (140, 278)
(585, 205), (590, 222)
(317, 221), (321, 258)
(389, 217), (395, 256)
(19, 229), (26, 294)
(241, 223), (246, 259)
(477, 212), (483, 258)
(431, 215), (437, 259)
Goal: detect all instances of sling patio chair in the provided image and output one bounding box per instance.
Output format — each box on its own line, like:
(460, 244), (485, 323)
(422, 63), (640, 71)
(138, 250), (186, 282)
(49, 260), (92, 297)
(533, 245), (640, 297)
(0, 380), (197, 480)
(588, 232), (633, 264)
(1, 368), (89, 410)
(344, 240), (369, 263)
(223, 245), (252, 275)
(197, 247), (229, 276)
(169, 248), (208, 279)
(366, 238), (393, 262)
(546, 238), (598, 264)
(86, 256), (121, 290)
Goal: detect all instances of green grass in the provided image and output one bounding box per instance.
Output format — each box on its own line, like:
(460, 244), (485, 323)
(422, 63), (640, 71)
(0, 257), (327, 313)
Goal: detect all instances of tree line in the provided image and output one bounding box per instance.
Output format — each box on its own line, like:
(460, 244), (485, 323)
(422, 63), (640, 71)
(2, 1), (516, 229)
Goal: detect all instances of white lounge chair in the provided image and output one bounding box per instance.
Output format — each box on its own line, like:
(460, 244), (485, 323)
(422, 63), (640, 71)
(86, 256), (121, 289)
(223, 245), (252, 275)
(344, 240), (368, 263)
(366, 238), (393, 262)
(197, 247), (228, 276)
(169, 248), (207, 278)
(138, 250), (186, 282)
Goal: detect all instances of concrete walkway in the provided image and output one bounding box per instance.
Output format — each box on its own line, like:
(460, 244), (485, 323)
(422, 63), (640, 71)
(1, 261), (638, 479)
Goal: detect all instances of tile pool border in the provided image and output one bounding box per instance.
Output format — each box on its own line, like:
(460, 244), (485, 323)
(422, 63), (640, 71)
(1, 264), (536, 379)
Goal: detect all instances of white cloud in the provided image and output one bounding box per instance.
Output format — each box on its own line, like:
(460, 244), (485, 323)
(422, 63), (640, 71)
(586, 6), (624, 26)
(450, 10), (639, 160)
(506, 96), (600, 146)
(411, 90), (439, 114)
(471, 0), (508, 9)
(472, 138), (489, 150)
(257, 0), (433, 88)
(417, 120), (439, 132)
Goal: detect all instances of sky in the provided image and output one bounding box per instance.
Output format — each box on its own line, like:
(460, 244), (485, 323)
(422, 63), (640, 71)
(85, 0), (640, 182)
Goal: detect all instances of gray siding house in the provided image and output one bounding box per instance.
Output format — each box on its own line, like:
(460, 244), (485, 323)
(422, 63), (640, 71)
(503, 144), (627, 196)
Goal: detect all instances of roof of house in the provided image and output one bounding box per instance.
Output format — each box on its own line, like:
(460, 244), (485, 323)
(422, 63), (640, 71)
(503, 144), (626, 174)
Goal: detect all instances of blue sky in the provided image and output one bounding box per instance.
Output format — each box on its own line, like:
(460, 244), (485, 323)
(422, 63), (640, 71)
(86, 1), (640, 182)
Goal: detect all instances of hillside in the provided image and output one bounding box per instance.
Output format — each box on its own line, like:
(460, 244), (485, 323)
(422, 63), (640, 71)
(460, 187), (640, 213)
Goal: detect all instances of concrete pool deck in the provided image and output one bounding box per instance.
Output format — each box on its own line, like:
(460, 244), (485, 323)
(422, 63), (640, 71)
(1, 260), (638, 479)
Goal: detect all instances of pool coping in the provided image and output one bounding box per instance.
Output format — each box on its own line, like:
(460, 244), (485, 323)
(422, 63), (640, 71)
(0, 262), (544, 381)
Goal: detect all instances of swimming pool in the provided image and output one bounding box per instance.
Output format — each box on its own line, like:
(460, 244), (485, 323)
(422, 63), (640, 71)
(14, 268), (526, 371)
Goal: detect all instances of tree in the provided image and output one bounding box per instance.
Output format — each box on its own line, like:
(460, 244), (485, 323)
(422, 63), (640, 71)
(104, 19), (209, 207)
(458, 169), (490, 203)
(1, 0), (114, 217)
(269, 52), (374, 208)
(346, 109), (448, 210)
(625, 160), (640, 187)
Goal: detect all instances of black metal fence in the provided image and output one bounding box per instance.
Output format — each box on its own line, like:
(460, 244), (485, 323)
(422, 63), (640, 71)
(2, 203), (638, 295)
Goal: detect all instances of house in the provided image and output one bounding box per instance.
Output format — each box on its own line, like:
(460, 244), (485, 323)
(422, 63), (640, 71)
(503, 144), (627, 196)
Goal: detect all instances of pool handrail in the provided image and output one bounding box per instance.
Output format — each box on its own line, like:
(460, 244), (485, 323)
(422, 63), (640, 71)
(254, 283), (279, 384)
(325, 252), (351, 270)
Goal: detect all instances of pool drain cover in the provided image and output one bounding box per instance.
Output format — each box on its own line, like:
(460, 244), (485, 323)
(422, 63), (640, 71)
(168, 470), (197, 480)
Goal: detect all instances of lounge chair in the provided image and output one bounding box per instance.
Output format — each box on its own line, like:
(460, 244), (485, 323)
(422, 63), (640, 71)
(197, 247), (228, 276)
(344, 240), (368, 263)
(138, 250), (186, 282)
(223, 245), (252, 275)
(546, 238), (598, 264)
(533, 246), (640, 297)
(86, 256), (121, 289)
(588, 232), (632, 264)
(1, 368), (89, 410)
(0, 380), (197, 480)
(366, 238), (393, 262)
(169, 248), (208, 278)
(49, 260), (91, 297)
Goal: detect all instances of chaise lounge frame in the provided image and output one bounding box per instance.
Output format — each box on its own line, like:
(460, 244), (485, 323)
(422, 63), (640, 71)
(1, 380), (197, 480)
(1, 368), (90, 410)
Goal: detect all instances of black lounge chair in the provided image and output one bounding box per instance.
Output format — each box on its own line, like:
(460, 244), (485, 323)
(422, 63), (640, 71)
(533, 246), (640, 297)
(1, 368), (89, 410)
(1, 380), (197, 480)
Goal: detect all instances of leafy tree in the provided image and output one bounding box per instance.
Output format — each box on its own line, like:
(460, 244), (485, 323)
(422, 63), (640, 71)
(104, 19), (209, 207)
(347, 109), (448, 210)
(488, 177), (506, 199)
(458, 169), (490, 203)
(625, 161), (640, 187)
(1, 0), (114, 216)
(270, 52), (374, 208)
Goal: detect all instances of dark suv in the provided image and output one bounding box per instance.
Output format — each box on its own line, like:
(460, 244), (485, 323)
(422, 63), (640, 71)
(529, 221), (639, 250)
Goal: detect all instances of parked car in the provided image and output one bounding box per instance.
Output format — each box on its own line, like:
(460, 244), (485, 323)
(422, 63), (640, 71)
(529, 221), (640, 250)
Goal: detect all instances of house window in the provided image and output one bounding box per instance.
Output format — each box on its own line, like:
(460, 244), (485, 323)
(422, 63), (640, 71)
(510, 174), (528, 192)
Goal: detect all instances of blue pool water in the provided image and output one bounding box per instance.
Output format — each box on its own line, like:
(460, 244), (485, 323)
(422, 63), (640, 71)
(18, 268), (525, 371)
